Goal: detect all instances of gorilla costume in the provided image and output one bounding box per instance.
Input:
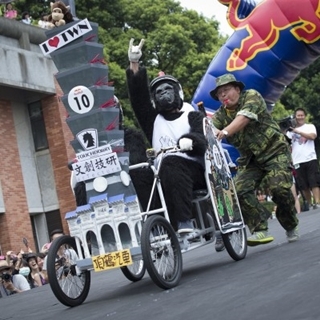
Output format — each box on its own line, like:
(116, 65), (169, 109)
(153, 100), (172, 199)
(126, 39), (207, 232)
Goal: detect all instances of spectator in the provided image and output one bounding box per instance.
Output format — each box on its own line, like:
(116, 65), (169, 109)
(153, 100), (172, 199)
(40, 242), (50, 254)
(211, 73), (299, 245)
(5, 250), (17, 267)
(36, 252), (47, 271)
(50, 228), (64, 241)
(265, 189), (273, 202)
(287, 108), (320, 209)
(18, 262), (30, 278)
(291, 181), (301, 214)
(256, 190), (266, 203)
(4, 3), (17, 20)
(7, 251), (21, 274)
(25, 253), (47, 288)
(38, 13), (49, 29)
(6, 250), (30, 278)
(42, 229), (79, 283)
(21, 11), (32, 24)
(271, 205), (277, 219)
(0, 260), (30, 296)
(42, 229), (65, 282)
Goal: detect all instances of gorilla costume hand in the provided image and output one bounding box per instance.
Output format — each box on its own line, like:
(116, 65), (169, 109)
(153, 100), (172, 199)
(128, 38), (145, 63)
(179, 138), (193, 151)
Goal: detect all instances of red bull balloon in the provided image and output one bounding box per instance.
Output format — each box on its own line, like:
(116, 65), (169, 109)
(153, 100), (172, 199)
(192, 0), (320, 112)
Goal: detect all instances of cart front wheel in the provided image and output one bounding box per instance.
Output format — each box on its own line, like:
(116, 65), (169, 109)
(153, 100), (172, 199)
(221, 227), (247, 261)
(120, 259), (145, 282)
(47, 235), (91, 307)
(141, 215), (183, 289)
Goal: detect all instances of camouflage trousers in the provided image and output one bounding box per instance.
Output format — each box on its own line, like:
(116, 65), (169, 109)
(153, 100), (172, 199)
(234, 153), (299, 234)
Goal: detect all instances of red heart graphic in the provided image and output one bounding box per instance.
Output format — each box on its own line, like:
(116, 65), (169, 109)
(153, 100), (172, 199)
(48, 37), (60, 48)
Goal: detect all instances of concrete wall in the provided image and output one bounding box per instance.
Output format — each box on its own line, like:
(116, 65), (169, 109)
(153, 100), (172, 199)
(0, 17), (57, 96)
(0, 17), (76, 252)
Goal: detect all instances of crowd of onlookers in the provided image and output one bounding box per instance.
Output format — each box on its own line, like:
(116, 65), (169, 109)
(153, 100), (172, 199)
(0, 229), (64, 297)
(0, 2), (50, 28)
(0, 248), (48, 297)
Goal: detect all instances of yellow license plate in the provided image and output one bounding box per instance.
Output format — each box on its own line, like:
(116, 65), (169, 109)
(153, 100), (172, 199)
(92, 249), (132, 272)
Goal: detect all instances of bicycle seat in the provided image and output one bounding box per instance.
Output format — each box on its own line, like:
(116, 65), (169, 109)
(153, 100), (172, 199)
(192, 189), (208, 199)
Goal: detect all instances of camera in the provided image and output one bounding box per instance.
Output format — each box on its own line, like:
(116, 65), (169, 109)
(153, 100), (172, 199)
(22, 253), (29, 260)
(278, 115), (296, 132)
(1, 272), (12, 282)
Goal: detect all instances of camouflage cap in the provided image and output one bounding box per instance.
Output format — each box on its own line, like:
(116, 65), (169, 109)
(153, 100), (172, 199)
(210, 73), (245, 100)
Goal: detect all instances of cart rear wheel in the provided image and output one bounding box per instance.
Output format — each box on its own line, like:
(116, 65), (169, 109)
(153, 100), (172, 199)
(47, 235), (91, 307)
(121, 259), (145, 282)
(221, 228), (247, 261)
(141, 215), (183, 289)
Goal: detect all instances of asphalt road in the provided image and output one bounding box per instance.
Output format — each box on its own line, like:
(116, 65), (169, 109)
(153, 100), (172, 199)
(1, 208), (320, 320)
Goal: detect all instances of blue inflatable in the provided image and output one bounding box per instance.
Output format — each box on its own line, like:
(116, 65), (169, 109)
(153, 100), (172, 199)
(193, 0), (320, 163)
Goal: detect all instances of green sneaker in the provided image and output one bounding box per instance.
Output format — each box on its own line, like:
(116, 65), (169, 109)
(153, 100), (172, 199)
(247, 231), (274, 247)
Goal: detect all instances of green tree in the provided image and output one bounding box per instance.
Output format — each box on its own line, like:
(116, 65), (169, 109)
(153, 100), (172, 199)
(280, 58), (320, 153)
(13, 0), (50, 20)
(13, 0), (226, 127)
(75, 0), (225, 126)
(271, 101), (292, 121)
(280, 59), (320, 124)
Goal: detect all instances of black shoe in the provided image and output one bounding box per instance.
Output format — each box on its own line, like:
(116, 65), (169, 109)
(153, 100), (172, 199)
(177, 220), (194, 234)
(215, 236), (225, 252)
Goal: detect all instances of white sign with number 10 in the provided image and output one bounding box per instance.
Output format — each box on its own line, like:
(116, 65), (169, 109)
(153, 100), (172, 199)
(68, 85), (94, 114)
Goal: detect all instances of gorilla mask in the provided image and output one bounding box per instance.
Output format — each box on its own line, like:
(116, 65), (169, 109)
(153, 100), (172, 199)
(150, 75), (183, 114)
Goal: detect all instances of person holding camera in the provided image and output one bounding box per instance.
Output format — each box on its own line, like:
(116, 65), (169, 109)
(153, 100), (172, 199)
(210, 73), (299, 246)
(286, 108), (320, 209)
(41, 229), (64, 282)
(0, 260), (30, 297)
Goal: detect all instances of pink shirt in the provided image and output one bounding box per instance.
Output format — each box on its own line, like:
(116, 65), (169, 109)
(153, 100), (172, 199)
(5, 10), (17, 19)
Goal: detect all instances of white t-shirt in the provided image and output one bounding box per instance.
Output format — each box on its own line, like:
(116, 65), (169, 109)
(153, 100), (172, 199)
(152, 109), (195, 165)
(0, 274), (30, 296)
(42, 248), (78, 271)
(13, 274), (31, 292)
(38, 20), (49, 29)
(181, 102), (195, 112)
(152, 110), (191, 152)
(287, 123), (317, 165)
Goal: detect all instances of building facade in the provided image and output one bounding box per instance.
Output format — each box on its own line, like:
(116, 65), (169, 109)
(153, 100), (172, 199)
(0, 17), (76, 253)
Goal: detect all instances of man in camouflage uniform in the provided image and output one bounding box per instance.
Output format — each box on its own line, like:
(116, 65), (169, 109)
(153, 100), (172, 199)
(210, 73), (299, 246)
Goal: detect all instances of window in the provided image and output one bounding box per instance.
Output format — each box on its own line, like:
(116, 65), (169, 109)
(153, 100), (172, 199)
(28, 101), (48, 151)
(46, 210), (63, 235)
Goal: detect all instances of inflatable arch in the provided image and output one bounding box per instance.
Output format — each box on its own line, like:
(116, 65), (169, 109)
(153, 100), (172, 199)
(192, 0), (320, 162)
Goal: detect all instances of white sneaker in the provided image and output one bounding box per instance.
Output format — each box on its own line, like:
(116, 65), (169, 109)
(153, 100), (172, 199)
(177, 220), (194, 234)
(286, 227), (299, 243)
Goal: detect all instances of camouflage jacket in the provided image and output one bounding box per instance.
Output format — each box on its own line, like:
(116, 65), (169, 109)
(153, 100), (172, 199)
(212, 89), (290, 166)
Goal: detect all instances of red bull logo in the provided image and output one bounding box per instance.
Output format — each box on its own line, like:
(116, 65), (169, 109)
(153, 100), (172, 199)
(220, 0), (320, 71)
